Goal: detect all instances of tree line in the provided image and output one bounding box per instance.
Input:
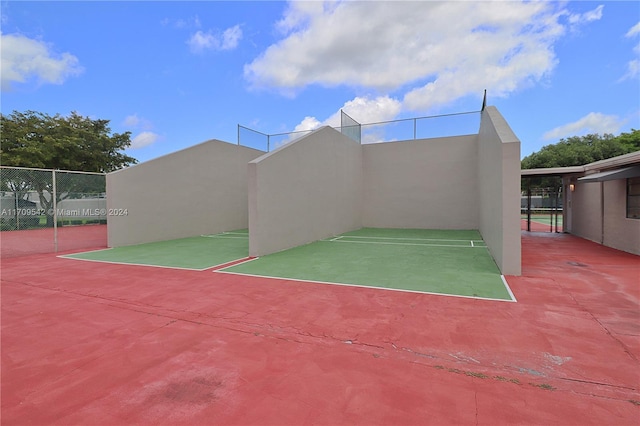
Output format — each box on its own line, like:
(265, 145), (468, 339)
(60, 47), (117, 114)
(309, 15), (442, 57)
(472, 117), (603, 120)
(1, 110), (137, 172)
(521, 129), (640, 169)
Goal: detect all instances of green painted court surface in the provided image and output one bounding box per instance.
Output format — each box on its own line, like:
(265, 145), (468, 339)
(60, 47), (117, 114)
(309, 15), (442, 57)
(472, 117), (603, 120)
(222, 228), (513, 301)
(62, 230), (249, 270)
(63, 228), (513, 301)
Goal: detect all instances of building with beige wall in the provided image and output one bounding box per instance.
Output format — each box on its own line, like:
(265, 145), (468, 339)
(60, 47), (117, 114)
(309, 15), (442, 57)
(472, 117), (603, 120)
(522, 151), (640, 255)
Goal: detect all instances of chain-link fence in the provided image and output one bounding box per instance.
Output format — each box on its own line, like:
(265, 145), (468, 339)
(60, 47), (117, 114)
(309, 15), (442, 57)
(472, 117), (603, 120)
(0, 166), (108, 257)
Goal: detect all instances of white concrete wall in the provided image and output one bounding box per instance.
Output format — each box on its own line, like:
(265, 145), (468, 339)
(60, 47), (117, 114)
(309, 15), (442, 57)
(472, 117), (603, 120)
(362, 135), (479, 229)
(107, 140), (264, 247)
(477, 107), (522, 275)
(248, 126), (362, 257)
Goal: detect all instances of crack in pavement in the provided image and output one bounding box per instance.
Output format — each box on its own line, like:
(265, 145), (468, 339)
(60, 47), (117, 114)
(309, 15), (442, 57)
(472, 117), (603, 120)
(555, 278), (639, 364)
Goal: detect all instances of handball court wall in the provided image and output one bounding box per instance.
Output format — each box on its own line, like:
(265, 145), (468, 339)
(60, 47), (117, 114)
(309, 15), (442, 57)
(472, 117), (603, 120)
(477, 106), (522, 275)
(248, 127), (363, 257)
(107, 140), (264, 247)
(107, 106), (521, 275)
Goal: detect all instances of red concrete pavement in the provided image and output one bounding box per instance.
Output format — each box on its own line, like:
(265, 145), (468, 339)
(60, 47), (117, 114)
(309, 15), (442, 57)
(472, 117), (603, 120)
(1, 232), (639, 425)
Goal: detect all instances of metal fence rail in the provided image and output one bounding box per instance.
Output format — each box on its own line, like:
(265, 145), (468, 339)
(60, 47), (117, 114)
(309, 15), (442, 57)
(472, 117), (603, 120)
(238, 109), (482, 151)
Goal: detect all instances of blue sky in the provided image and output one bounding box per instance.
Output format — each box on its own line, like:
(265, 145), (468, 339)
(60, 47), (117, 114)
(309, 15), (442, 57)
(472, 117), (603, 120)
(2, 1), (639, 163)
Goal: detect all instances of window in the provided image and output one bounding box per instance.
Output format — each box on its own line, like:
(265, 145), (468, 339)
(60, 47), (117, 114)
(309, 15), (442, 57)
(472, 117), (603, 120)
(627, 177), (640, 219)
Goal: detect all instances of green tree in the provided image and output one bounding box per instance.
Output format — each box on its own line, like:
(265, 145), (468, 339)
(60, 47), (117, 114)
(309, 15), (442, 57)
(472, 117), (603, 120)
(521, 130), (640, 194)
(0, 110), (137, 226)
(521, 130), (640, 169)
(0, 110), (137, 172)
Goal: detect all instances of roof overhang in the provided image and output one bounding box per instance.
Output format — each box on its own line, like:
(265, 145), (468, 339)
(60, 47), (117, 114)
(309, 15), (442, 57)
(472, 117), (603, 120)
(521, 166), (584, 177)
(577, 165), (640, 183)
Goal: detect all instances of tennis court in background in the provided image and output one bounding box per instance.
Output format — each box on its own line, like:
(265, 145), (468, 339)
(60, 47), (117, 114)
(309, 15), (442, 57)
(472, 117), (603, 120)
(521, 214), (563, 226)
(220, 228), (515, 301)
(61, 230), (249, 270)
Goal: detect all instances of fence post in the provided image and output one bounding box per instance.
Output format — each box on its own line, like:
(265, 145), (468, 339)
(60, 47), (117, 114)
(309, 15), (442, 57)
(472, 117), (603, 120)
(53, 170), (58, 252)
(526, 178), (531, 232)
(413, 118), (417, 140)
(14, 190), (20, 230)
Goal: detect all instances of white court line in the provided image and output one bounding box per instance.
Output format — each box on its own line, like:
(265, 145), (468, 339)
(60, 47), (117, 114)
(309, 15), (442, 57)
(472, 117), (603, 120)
(321, 239), (488, 248)
(470, 241), (474, 247)
(200, 234), (248, 239)
(215, 269), (516, 302)
(217, 256), (259, 268)
(329, 236), (344, 241)
(59, 254), (252, 271)
(338, 235), (484, 242)
(501, 275), (518, 302)
(59, 247), (115, 255)
(58, 255), (215, 271)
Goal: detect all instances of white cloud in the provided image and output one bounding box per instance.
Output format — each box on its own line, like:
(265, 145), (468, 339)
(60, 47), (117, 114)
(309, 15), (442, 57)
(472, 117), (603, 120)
(187, 31), (217, 53)
(123, 114), (141, 127)
(221, 25), (242, 50)
(543, 113), (624, 140)
(1, 32), (83, 91)
(328, 96), (402, 127)
(278, 95), (402, 146)
(292, 95), (401, 131)
(293, 116), (323, 132)
(620, 59), (639, 82)
(626, 22), (640, 38)
(124, 114), (158, 148)
(187, 25), (242, 54)
(123, 113), (155, 130)
(131, 131), (160, 149)
(620, 21), (640, 82)
(567, 5), (604, 26)
(245, 1), (578, 111)
(271, 95), (401, 149)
